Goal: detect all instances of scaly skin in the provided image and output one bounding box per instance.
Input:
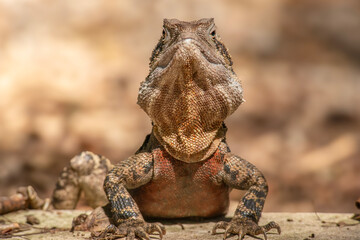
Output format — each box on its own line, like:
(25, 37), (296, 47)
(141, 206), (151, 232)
(96, 18), (281, 240)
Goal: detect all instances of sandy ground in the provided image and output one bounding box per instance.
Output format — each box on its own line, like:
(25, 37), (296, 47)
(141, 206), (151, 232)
(1, 208), (359, 240)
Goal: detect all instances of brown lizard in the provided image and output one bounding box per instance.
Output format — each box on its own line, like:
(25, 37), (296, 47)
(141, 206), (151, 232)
(77, 18), (281, 240)
(0, 152), (111, 215)
(52, 151), (112, 209)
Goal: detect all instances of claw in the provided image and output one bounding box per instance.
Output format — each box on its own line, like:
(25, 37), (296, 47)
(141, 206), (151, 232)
(223, 225), (231, 240)
(211, 226), (217, 235)
(97, 224), (117, 238)
(135, 227), (150, 240)
(126, 229), (135, 240)
(261, 228), (267, 240)
(154, 224), (164, 239)
(238, 229), (244, 240)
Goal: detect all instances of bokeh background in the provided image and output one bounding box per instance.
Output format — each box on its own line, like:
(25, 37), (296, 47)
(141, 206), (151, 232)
(0, 0), (359, 213)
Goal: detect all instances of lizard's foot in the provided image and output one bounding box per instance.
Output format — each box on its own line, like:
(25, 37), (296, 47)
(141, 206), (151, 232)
(91, 219), (166, 240)
(212, 218), (280, 240)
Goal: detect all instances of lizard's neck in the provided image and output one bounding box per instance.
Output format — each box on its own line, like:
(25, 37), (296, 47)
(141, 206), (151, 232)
(152, 123), (227, 163)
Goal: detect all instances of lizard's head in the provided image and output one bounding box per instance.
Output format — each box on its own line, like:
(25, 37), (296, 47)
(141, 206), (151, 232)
(148, 18), (234, 73)
(137, 18), (244, 162)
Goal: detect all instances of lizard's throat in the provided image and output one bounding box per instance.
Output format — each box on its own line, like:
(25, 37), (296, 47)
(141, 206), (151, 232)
(138, 51), (243, 162)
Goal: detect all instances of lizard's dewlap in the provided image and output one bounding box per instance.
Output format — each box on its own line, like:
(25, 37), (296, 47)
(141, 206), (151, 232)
(138, 37), (243, 163)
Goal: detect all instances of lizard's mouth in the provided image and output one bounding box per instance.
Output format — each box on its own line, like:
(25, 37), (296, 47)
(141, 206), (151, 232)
(153, 38), (225, 72)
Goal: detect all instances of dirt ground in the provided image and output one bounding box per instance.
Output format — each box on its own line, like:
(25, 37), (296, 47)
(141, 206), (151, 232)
(0, 0), (359, 213)
(1, 208), (359, 240)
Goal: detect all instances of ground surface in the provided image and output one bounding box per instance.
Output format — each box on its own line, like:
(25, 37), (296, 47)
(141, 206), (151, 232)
(1, 209), (359, 240)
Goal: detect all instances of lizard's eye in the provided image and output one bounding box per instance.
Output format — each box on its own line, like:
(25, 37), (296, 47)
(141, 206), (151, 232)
(210, 30), (216, 37)
(162, 28), (169, 38)
(162, 28), (170, 41)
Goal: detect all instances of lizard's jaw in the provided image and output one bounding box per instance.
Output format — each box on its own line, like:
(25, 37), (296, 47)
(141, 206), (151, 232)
(138, 39), (243, 162)
(154, 38), (224, 71)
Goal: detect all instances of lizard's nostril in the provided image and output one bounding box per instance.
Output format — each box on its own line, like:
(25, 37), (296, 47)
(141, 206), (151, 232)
(183, 39), (193, 45)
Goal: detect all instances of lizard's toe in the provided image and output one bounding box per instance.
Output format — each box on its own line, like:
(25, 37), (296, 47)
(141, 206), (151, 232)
(144, 222), (166, 239)
(262, 221), (281, 235)
(91, 224), (121, 239)
(211, 221), (229, 235)
(126, 229), (136, 240)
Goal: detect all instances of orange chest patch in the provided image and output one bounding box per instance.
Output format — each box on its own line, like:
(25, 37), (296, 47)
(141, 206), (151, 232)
(130, 147), (230, 218)
(152, 147), (223, 184)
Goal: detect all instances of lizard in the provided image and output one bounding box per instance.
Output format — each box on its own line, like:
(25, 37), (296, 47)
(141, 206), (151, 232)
(0, 152), (112, 215)
(79, 18), (281, 240)
(0, 152), (111, 215)
(52, 151), (113, 209)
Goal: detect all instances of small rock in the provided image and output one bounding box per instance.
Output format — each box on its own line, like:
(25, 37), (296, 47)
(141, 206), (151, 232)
(26, 215), (40, 225)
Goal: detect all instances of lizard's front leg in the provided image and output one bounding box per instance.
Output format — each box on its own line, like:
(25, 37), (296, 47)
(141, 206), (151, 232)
(212, 153), (281, 240)
(97, 152), (165, 240)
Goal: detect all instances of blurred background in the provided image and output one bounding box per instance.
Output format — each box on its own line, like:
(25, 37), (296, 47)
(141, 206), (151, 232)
(0, 0), (359, 213)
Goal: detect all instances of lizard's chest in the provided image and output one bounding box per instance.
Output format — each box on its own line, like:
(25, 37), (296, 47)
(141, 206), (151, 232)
(129, 147), (230, 218)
